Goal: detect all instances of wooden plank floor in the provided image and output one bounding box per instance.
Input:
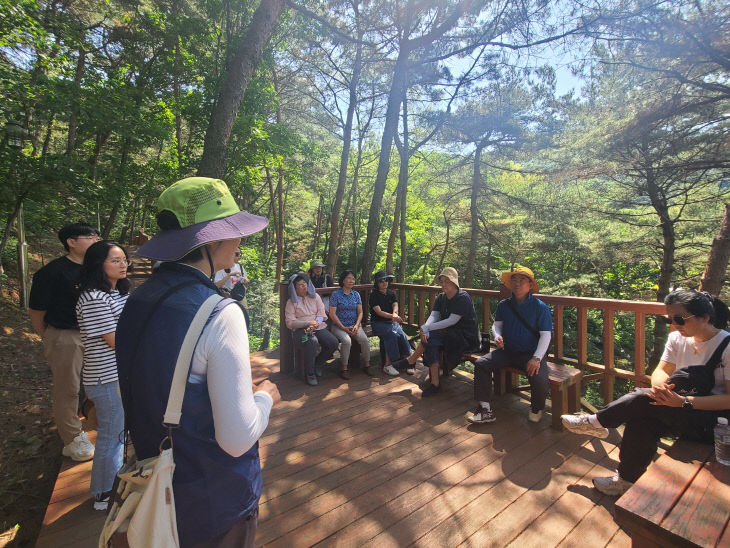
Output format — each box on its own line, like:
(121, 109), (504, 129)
(35, 349), (631, 547)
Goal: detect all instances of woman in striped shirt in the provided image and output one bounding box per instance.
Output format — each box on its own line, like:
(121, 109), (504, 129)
(75, 241), (130, 510)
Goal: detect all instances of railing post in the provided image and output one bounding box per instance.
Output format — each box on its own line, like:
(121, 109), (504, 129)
(408, 289), (416, 326)
(603, 308), (615, 403)
(279, 281), (293, 375)
(481, 297), (490, 335)
(553, 304), (563, 360)
(418, 291), (426, 326)
(576, 306), (588, 367)
(635, 311), (647, 385)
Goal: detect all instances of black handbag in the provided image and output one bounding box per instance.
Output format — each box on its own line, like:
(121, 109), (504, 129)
(229, 281), (246, 301)
(667, 335), (730, 396)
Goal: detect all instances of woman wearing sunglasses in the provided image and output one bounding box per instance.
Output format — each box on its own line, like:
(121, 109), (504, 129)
(561, 289), (730, 495)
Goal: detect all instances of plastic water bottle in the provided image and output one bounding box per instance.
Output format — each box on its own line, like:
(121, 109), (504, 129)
(714, 417), (730, 466)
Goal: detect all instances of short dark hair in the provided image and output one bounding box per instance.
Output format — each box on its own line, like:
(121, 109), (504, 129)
(78, 240), (131, 296)
(58, 223), (99, 252)
(339, 269), (356, 286)
(664, 289), (729, 329)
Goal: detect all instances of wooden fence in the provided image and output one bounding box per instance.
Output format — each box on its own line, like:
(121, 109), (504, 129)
(279, 282), (667, 404)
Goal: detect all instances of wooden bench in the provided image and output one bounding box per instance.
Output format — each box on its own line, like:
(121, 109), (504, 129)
(463, 353), (583, 430)
(615, 438), (730, 547)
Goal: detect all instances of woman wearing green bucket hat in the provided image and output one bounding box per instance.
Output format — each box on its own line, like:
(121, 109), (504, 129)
(116, 177), (280, 547)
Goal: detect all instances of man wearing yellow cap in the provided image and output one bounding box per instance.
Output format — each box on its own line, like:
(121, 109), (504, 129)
(468, 266), (552, 424)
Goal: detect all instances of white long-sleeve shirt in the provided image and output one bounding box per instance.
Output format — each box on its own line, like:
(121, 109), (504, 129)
(188, 303), (273, 457)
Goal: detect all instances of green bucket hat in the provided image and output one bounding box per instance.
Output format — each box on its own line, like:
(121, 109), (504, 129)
(137, 177), (268, 261)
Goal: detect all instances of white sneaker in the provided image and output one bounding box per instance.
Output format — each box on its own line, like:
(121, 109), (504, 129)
(62, 431), (95, 461)
(592, 472), (633, 496)
(383, 365), (399, 376)
(406, 366), (415, 375)
(561, 414), (609, 439)
(528, 409), (543, 423)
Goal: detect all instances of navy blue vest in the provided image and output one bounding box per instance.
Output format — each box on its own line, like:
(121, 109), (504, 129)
(116, 262), (261, 547)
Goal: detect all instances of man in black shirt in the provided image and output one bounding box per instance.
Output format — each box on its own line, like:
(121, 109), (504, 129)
(29, 223), (99, 461)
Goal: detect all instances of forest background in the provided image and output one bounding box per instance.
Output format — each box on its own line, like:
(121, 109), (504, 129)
(2, 0), (730, 400)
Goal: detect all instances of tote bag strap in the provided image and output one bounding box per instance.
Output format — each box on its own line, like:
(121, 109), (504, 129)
(163, 293), (223, 426)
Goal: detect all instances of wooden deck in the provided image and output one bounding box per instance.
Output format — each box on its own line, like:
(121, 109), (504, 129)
(36, 349), (632, 547)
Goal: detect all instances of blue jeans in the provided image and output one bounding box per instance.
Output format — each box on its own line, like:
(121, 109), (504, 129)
(371, 321), (411, 363)
(85, 380), (124, 495)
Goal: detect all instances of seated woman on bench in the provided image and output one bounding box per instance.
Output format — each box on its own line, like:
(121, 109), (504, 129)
(562, 289), (730, 496)
(369, 271), (411, 377)
(285, 272), (339, 386)
(392, 267), (480, 397)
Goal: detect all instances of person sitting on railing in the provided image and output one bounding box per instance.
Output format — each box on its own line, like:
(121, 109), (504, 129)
(467, 266), (552, 424)
(309, 260), (335, 288)
(285, 272), (340, 386)
(329, 269), (372, 379)
(392, 267), (480, 397)
(561, 289), (730, 496)
(309, 260), (335, 314)
(369, 271), (411, 377)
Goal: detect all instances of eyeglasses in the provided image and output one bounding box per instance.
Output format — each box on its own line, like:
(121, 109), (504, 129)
(106, 259), (131, 266)
(75, 235), (100, 241)
(660, 314), (695, 326)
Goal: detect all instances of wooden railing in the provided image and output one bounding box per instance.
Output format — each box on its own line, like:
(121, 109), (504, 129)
(279, 281), (667, 404)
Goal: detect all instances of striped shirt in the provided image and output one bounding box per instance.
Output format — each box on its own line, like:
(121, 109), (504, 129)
(76, 289), (128, 386)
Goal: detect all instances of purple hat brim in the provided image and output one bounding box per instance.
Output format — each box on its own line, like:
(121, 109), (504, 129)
(136, 211), (269, 261)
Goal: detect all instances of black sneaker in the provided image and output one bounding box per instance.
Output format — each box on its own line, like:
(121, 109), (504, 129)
(421, 383), (441, 397)
(94, 491), (112, 511)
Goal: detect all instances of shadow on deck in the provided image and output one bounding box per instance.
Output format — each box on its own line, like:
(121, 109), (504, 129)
(36, 349), (631, 547)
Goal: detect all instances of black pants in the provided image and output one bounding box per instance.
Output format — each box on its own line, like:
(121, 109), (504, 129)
(596, 390), (723, 482)
(473, 348), (549, 413)
(293, 328), (339, 376)
(190, 508), (258, 548)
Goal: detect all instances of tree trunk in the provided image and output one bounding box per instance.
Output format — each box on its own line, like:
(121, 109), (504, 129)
(434, 213), (451, 282)
(465, 145), (483, 288)
(66, 48), (87, 155)
(0, 193), (26, 277)
(326, 15), (363, 277)
(101, 138), (131, 238)
(312, 195), (324, 258)
(398, 178), (407, 282)
(700, 203), (730, 296)
(390, 91), (409, 278)
(174, 34), (184, 172)
(648, 183), (674, 369)
(359, 47), (409, 282)
(385, 190), (401, 275)
(197, 0), (283, 178)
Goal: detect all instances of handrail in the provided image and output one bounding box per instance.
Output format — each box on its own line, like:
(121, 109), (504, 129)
(282, 282), (667, 404)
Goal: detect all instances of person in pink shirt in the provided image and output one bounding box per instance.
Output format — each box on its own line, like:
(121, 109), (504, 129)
(285, 272), (339, 385)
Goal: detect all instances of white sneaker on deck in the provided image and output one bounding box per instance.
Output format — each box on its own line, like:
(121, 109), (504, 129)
(527, 409), (543, 423)
(62, 431), (95, 461)
(561, 414), (609, 439)
(592, 472), (633, 496)
(383, 365), (399, 376)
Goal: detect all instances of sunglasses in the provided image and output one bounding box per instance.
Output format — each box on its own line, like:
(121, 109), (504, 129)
(660, 314), (695, 326)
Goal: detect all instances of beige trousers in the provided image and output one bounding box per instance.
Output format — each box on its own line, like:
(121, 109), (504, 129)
(330, 324), (370, 367)
(43, 326), (84, 445)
